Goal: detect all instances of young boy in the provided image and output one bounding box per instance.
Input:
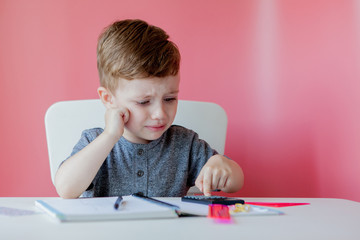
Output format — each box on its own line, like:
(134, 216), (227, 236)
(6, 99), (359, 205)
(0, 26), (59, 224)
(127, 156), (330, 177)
(55, 19), (244, 199)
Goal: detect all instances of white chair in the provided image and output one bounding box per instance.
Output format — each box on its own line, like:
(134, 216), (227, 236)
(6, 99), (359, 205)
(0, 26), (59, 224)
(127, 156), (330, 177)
(45, 99), (228, 194)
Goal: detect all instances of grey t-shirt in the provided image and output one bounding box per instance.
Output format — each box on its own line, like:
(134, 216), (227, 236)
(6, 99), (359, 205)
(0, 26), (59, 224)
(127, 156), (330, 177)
(66, 125), (217, 197)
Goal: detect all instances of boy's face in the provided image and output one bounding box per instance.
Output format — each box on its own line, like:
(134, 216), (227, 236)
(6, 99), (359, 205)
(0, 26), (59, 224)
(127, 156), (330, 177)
(112, 74), (180, 144)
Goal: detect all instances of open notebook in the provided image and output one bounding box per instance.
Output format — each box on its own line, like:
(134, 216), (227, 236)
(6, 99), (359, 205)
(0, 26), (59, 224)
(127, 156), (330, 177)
(35, 196), (283, 222)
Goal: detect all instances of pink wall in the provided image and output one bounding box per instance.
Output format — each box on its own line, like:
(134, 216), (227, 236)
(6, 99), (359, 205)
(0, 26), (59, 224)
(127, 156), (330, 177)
(1, 0), (360, 201)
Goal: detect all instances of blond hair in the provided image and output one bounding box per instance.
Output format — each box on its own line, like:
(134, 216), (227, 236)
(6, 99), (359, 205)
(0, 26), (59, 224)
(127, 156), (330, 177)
(97, 19), (180, 92)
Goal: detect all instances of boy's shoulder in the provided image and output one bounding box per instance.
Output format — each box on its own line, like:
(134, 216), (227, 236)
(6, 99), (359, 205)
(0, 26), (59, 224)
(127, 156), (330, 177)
(80, 128), (104, 140)
(167, 125), (198, 138)
(168, 124), (193, 132)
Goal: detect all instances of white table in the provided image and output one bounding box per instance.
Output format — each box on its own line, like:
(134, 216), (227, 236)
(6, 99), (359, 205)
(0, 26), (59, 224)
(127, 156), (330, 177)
(1, 197), (360, 240)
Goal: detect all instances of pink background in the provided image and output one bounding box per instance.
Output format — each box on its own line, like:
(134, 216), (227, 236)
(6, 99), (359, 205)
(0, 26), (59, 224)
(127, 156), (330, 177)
(1, 0), (360, 201)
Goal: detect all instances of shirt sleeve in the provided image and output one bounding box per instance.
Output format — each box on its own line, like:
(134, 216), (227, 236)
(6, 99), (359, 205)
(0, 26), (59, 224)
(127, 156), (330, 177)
(68, 128), (103, 158)
(60, 128), (104, 197)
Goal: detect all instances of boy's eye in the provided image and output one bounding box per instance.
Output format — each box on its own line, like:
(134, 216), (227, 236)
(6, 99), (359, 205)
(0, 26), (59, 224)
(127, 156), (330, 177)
(137, 100), (150, 105)
(164, 97), (177, 102)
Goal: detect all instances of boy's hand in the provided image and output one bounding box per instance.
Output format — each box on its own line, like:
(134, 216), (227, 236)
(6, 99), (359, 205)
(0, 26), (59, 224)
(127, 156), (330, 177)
(195, 155), (233, 196)
(103, 107), (130, 140)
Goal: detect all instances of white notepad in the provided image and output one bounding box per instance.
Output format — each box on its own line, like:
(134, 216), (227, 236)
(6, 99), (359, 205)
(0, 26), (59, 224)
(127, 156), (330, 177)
(35, 196), (178, 222)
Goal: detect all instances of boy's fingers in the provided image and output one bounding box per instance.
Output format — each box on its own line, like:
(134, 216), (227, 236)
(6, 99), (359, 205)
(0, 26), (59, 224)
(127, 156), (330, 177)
(202, 170), (212, 196)
(195, 171), (204, 192)
(121, 108), (130, 123)
(215, 169), (229, 190)
(211, 169), (221, 190)
(217, 176), (228, 190)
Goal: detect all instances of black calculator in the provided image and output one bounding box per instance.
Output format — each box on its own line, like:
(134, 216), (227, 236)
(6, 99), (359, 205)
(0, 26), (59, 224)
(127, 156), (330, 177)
(181, 195), (245, 205)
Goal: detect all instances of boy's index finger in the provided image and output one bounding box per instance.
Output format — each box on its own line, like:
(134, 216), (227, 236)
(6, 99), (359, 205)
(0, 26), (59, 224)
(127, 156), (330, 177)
(204, 189), (212, 196)
(202, 170), (212, 196)
(195, 169), (204, 192)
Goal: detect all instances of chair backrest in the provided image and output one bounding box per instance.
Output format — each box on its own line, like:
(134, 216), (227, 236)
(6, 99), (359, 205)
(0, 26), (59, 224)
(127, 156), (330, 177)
(45, 99), (228, 186)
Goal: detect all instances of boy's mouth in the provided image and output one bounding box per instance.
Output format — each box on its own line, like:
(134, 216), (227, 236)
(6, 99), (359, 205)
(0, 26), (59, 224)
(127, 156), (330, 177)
(145, 124), (166, 131)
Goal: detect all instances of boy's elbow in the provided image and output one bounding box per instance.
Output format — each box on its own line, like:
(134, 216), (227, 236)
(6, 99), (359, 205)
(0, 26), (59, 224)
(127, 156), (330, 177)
(57, 190), (79, 199)
(55, 185), (80, 199)
(54, 176), (80, 199)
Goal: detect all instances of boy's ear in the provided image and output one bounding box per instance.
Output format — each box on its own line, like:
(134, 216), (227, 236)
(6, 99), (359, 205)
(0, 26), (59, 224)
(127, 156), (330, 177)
(97, 87), (115, 108)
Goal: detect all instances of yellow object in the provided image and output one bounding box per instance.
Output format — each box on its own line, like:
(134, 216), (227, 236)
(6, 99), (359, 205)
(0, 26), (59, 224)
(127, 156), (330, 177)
(230, 204), (251, 213)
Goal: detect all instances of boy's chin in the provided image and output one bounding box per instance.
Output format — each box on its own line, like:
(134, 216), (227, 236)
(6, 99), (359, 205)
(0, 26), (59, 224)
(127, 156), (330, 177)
(124, 127), (168, 143)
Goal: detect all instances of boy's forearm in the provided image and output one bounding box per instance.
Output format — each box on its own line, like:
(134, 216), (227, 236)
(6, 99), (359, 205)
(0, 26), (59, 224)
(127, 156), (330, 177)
(54, 132), (119, 198)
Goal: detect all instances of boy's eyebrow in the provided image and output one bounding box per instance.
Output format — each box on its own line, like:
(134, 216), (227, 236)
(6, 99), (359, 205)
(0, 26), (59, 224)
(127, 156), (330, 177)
(168, 90), (179, 94)
(131, 89), (179, 99)
(136, 90), (179, 98)
(132, 92), (179, 100)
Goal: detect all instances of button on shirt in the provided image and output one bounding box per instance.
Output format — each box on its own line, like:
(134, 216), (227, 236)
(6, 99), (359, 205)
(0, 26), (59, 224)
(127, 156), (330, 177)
(134, 148), (147, 195)
(137, 170), (144, 177)
(137, 149), (144, 156)
(66, 125), (218, 197)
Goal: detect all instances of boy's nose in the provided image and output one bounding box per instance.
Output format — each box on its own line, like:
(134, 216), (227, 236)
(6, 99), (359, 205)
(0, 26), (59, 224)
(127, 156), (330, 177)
(151, 104), (166, 120)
